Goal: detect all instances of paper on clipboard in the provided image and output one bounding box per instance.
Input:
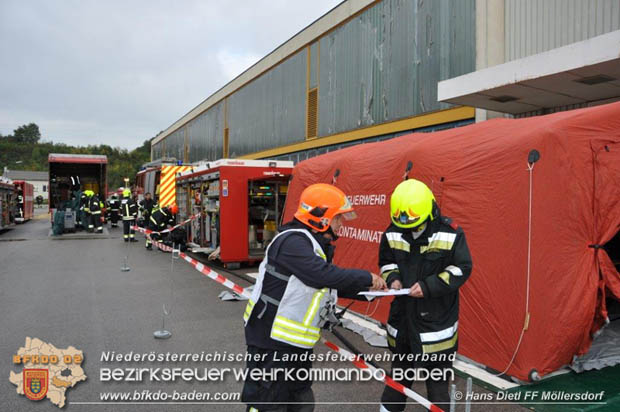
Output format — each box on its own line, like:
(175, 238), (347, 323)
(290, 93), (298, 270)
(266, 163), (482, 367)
(358, 288), (410, 297)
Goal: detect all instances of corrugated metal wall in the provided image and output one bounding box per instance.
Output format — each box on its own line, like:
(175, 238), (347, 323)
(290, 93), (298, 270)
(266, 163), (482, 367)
(187, 101), (224, 162)
(151, 0), (475, 162)
(227, 49), (307, 158)
(152, 141), (162, 160)
(309, 41), (319, 89)
(318, 0), (475, 136)
(163, 128), (185, 161)
(505, 0), (620, 61)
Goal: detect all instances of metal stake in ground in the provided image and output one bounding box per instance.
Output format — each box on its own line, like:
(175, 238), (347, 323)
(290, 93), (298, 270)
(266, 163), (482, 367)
(120, 232), (131, 272)
(449, 384), (456, 412)
(154, 242), (178, 339)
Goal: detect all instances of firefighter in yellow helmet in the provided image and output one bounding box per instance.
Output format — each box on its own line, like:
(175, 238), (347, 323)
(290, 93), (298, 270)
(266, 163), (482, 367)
(87, 191), (103, 233)
(242, 183), (387, 411)
(379, 179), (472, 411)
(120, 188), (138, 242)
(81, 190), (93, 231)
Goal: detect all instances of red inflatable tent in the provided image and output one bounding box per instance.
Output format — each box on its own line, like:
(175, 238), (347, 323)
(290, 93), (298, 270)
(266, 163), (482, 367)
(283, 102), (620, 381)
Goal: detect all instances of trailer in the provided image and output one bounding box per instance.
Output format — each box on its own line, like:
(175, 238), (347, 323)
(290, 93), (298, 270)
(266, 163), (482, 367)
(135, 158), (192, 206)
(48, 154), (108, 221)
(13, 180), (34, 223)
(176, 159), (294, 266)
(0, 177), (16, 230)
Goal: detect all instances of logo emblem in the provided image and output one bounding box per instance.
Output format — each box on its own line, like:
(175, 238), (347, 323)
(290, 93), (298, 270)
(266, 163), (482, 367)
(23, 369), (48, 401)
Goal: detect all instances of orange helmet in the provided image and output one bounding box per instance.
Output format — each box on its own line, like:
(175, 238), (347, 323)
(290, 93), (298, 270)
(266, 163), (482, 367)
(294, 183), (356, 232)
(168, 204), (179, 215)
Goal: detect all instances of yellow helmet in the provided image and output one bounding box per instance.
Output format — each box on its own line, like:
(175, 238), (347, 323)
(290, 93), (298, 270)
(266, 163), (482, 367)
(122, 189), (131, 197)
(390, 179), (435, 229)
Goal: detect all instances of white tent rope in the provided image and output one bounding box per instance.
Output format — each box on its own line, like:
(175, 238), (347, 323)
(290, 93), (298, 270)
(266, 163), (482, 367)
(494, 162), (534, 377)
(364, 297), (381, 317)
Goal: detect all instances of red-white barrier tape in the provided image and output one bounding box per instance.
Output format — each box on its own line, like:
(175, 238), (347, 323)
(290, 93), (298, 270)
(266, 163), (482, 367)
(149, 239), (250, 299)
(321, 338), (443, 412)
(132, 213), (200, 235)
(144, 236), (440, 410)
(180, 253), (250, 298)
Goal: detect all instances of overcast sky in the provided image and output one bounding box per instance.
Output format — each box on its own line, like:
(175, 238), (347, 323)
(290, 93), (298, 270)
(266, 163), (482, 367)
(0, 0), (342, 149)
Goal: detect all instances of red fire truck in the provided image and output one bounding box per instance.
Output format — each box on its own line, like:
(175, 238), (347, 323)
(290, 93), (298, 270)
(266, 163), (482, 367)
(13, 180), (34, 222)
(0, 177), (15, 230)
(135, 159), (192, 206)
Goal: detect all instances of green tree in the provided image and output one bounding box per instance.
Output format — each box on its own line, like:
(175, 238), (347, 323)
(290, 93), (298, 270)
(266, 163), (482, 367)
(11, 123), (41, 144)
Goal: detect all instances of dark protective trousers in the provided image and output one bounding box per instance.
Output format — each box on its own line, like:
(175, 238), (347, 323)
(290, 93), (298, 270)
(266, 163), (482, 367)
(90, 212), (102, 233)
(380, 335), (452, 411)
(83, 211), (91, 231)
(242, 345), (314, 412)
(110, 210), (119, 227)
(123, 219), (135, 240)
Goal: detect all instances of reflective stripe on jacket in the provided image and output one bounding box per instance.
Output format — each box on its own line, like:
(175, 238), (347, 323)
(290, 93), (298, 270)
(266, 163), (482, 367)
(121, 198), (138, 220)
(244, 229), (336, 350)
(149, 208), (169, 229)
(89, 196), (101, 214)
(109, 199), (120, 211)
(379, 214), (472, 355)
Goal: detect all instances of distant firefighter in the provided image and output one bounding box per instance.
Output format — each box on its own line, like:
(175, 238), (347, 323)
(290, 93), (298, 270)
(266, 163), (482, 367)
(120, 189), (138, 242)
(89, 192), (103, 233)
(108, 194), (120, 228)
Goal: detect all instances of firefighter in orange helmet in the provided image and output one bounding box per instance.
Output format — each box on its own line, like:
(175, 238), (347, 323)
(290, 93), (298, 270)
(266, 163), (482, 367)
(242, 183), (387, 411)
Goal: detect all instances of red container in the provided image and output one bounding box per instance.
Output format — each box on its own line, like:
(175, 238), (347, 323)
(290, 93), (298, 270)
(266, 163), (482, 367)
(177, 159), (293, 265)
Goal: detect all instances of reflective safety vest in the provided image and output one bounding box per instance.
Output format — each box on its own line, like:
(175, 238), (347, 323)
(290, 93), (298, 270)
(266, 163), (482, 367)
(243, 228), (338, 350)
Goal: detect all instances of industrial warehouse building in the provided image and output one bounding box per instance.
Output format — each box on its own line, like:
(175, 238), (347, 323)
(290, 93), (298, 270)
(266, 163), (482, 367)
(150, 0), (620, 164)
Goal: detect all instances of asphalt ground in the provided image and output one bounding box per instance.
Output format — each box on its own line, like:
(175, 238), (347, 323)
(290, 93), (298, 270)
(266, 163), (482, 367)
(0, 208), (525, 411)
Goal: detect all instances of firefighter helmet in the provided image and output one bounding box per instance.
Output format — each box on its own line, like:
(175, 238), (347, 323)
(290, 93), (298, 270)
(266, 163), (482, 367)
(122, 188), (131, 198)
(390, 179), (435, 229)
(168, 204), (179, 215)
(294, 183), (356, 232)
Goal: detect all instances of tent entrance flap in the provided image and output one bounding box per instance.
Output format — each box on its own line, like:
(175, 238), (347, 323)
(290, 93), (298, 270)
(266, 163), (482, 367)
(573, 227), (620, 373)
(593, 141), (620, 301)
